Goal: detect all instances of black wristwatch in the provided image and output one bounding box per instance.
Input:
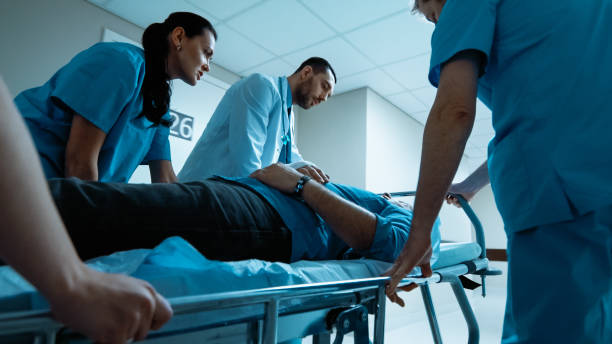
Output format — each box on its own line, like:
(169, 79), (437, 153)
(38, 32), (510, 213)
(293, 175), (312, 198)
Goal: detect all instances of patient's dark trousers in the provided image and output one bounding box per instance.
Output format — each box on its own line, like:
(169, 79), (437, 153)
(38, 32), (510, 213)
(49, 178), (292, 262)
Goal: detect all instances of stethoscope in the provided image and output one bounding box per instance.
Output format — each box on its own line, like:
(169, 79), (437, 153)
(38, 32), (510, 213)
(281, 108), (291, 163)
(279, 78), (292, 162)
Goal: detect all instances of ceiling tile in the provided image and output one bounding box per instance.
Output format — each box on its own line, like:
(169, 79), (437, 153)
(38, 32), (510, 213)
(299, 0), (410, 33)
(345, 11), (433, 65)
(212, 25), (274, 73)
(407, 111), (429, 125)
(241, 58), (294, 77)
(411, 86), (437, 108)
(227, 0), (335, 56)
(387, 91), (428, 115)
(382, 54), (431, 90)
(334, 69), (404, 96)
(187, 0), (262, 21)
(283, 38), (374, 78)
(100, 0), (218, 29)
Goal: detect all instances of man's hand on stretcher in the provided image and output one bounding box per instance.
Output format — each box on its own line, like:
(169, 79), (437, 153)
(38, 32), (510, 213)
(296, 165), (330, 184)
(250, 163), (329, 192)
(250, 163), (306, 193)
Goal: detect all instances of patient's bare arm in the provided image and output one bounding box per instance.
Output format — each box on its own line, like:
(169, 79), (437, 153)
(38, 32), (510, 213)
(250, 163), (377, 250)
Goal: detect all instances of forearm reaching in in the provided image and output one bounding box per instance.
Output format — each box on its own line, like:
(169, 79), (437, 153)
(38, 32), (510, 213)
(0, 78), (172, 343)
(250, 163), (376, 251)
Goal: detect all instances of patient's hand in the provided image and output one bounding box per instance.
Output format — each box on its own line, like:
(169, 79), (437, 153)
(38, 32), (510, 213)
(250, 163), (303, 193)
(47, 264), (172, 343)
(296, 165), (329, 184)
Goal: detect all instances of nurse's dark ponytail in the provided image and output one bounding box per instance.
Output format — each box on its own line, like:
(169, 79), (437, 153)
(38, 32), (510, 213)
(141, 12), (216, 126)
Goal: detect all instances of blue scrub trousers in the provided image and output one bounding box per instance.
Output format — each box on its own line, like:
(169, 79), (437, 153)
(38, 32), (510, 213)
(502, 204), (612, 343)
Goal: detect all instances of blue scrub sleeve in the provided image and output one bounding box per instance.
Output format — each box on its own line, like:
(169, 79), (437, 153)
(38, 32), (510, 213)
(50, 44), (143, 133)
(358, 214), (410, 262)
(142, 123), (171, 163)
(428, 0), (498, 87)
(228, 75), (277, 176)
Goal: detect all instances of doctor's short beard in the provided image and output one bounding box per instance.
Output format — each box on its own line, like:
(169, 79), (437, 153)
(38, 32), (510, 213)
(294, 78), (314, 109)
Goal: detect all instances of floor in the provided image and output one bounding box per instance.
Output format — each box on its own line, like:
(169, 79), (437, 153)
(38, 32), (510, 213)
(304, 261), (508, 344)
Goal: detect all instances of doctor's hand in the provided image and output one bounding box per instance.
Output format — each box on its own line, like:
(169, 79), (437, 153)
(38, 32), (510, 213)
(382, 229), (433, 307)
(296, 165), (329, 184)
(446, 183), (478, 208)
(47, 264), (172, 344)
(250, 163), (303, 194)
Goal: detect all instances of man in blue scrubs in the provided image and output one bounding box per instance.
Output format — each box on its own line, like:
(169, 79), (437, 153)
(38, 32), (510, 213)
(179, 58), (336, 183)
(385, 0), (612, 343)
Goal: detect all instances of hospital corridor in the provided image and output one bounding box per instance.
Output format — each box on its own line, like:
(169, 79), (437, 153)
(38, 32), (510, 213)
(0, 0), (610, 343)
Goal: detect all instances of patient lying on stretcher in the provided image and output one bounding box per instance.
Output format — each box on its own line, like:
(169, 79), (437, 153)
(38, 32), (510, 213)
(50, 163), (441, 264)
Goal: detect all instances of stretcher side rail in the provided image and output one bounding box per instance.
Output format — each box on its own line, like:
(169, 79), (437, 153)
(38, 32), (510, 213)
(387, 191), (501, 344)
(0, 275), (439, 344)
(0, 191), (499, 344)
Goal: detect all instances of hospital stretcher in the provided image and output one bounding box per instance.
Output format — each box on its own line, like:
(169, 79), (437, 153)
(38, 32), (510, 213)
(0, 193), (501, 344)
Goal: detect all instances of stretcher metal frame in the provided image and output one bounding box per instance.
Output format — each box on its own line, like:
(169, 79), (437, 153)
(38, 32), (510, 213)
(0, 193), (501, 344)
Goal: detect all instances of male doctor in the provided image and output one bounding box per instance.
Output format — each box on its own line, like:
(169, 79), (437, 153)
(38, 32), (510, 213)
(179, 57), (336, 182)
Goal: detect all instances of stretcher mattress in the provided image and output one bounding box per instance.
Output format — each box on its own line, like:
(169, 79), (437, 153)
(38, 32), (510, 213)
(0, 236), (481, 313)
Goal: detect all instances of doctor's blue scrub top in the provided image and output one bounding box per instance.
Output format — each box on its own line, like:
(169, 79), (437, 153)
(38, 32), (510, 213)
(222, 177), (441, 264)
(178, 74), (305, 182)
(14, 42), (171, 182)
(429, 0), (612, 233)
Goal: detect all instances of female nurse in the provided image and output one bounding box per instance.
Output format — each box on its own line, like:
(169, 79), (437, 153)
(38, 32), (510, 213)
(14, 12), (217, 182)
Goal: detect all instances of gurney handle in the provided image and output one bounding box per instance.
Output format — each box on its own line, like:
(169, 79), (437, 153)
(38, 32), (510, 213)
(386, 191), (490, 296)
(385, 191), (487, 260)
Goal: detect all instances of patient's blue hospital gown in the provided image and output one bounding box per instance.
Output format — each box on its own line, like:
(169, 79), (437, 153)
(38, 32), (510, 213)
(14, 42), (171, 182)
(429, 0), (612, 342)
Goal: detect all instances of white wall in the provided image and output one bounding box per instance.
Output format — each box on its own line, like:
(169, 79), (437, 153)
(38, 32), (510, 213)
(0, 0), (143, 95)
(296, 88), (368, 188)
(365, 89), (423, 193)
(470, 185), (507, 249)
(364, 90), (472, 242)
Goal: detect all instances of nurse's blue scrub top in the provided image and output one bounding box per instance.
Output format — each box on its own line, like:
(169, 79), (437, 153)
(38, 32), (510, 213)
(14, 42), (171, 182)
(428, 0), (612, 232)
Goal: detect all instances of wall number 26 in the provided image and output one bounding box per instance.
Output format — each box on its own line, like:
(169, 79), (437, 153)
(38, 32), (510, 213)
(169, 110), (194, 141)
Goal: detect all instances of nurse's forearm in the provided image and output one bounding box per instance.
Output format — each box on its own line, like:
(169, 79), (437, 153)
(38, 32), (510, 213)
(65, 160), (98, 181)
(302, 181), (377, 250)
(149, 160), (178, 183)
(65, 114), (106, 181)
(412, 109), (474, 231)
(411, 52), (481, 234)
(0, 79), (87, 301)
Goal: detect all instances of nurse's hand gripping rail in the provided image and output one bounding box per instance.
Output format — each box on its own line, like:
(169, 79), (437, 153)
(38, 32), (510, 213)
(0, 192), (501, 344)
